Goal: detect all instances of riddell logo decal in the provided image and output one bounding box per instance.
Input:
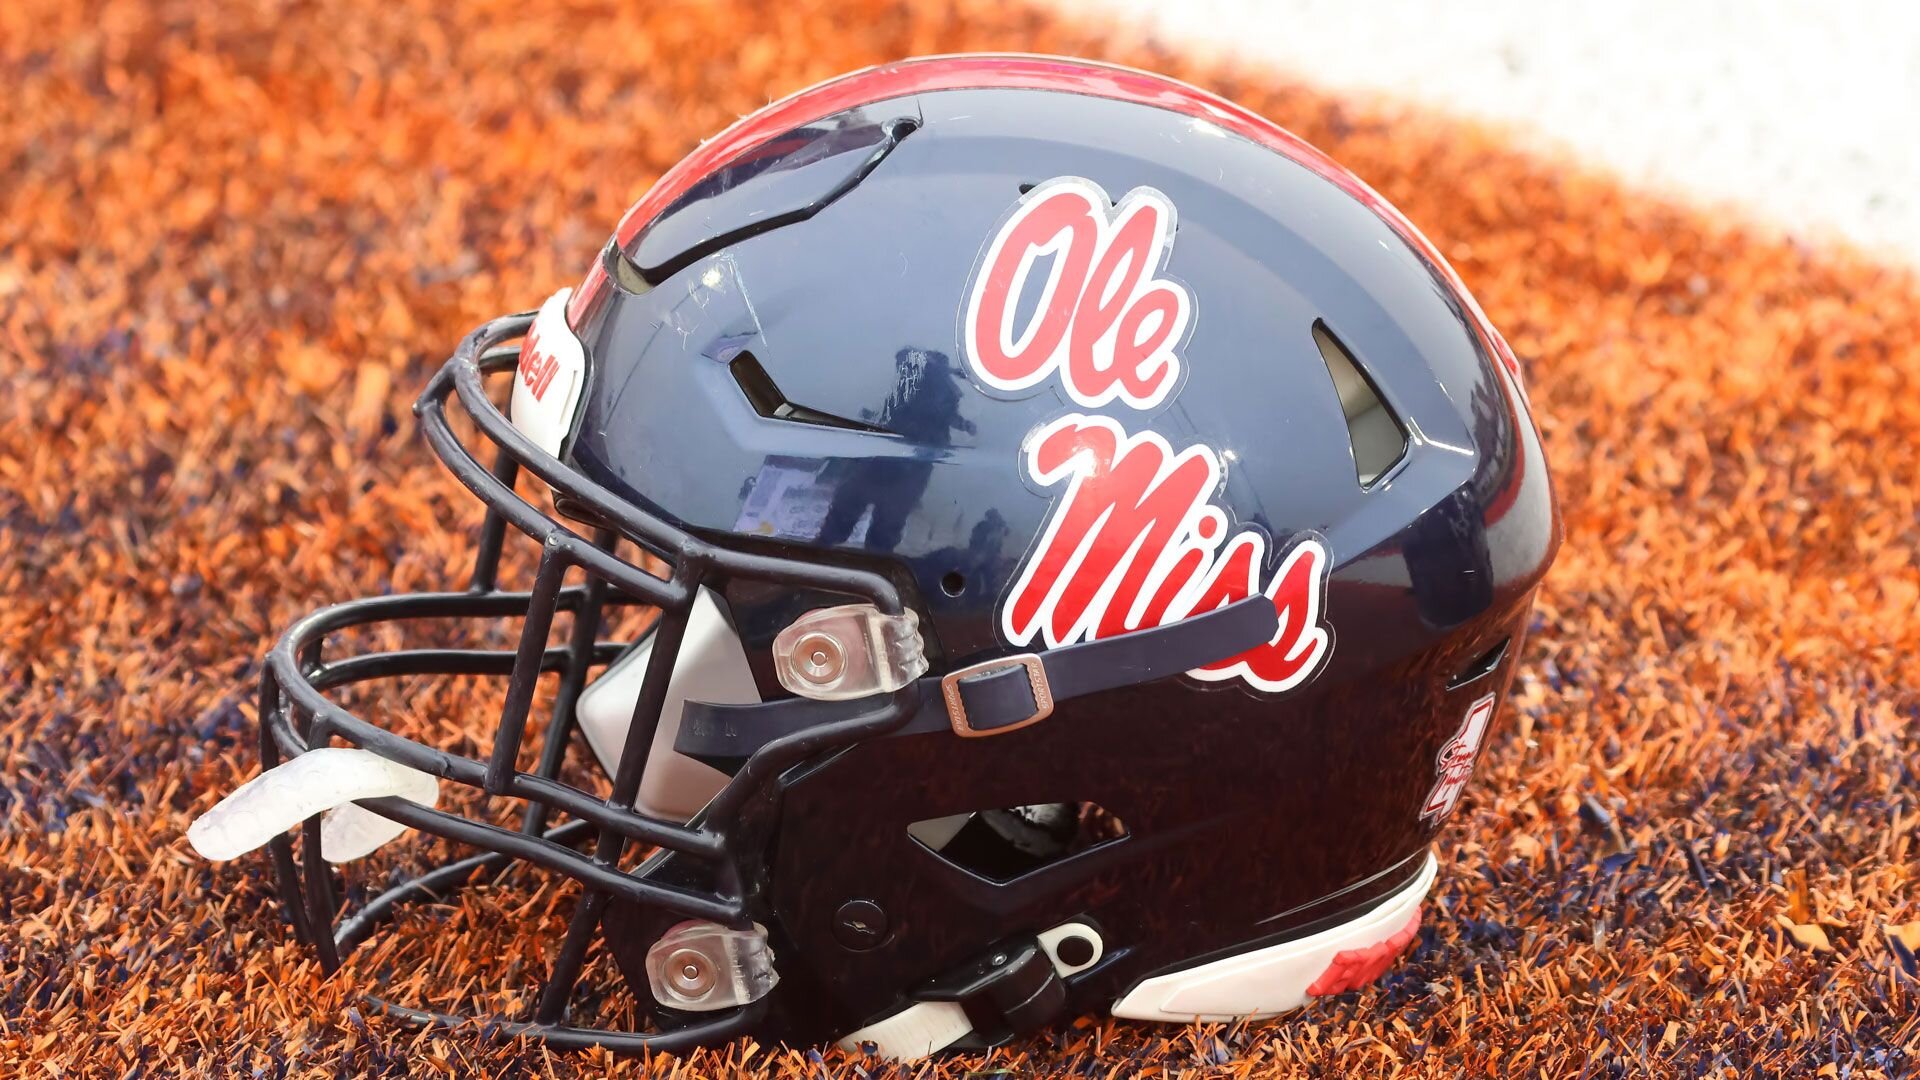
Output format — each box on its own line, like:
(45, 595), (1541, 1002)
(965, 178), (1191, 411)
(965, 178), (1335, 695)
(1421, 693), (1497, 821)
(1004, 416), (1332, 693)
(509, 287), (586, 459)
(518, 322), (562, 402)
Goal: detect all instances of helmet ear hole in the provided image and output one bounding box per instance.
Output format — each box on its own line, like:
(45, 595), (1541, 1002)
(940, 571), (966, 596)
(909, 803), (1128, 882)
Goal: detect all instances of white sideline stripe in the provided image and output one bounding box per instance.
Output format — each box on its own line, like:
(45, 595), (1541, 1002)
(1055, 0), (1920, 264)
(1111, 852), (1435, 1022)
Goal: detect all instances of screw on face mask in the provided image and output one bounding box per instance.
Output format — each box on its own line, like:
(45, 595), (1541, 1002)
(792, 631), (846, 685)
(665, 950), (715, 998)
(772, 603), (928, 701)
(643, 922), (780, 1012)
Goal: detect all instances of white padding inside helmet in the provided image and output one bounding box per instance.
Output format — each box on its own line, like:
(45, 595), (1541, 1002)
(576, 587), (760, 822)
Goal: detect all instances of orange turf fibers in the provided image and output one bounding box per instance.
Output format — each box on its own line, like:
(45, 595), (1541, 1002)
(5, 0), (1920, 1076)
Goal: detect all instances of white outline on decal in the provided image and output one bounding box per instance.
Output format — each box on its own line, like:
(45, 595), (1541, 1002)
(1183, 537), (1333, 695)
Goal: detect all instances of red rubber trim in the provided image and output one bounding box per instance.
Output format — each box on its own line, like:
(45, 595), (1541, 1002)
(1306, 907), (1423, 997)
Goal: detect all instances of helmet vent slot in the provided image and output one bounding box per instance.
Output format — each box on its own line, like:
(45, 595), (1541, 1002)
(728, 351), (893, 434)
(1446, 636), (1510, 690)
(1313, 320), (1408, 487)
(908, 802), (1128, 883)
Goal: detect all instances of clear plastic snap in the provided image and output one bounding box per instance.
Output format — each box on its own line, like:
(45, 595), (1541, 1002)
(772, 604), (927, 701)
(643, 921), (779, 1011)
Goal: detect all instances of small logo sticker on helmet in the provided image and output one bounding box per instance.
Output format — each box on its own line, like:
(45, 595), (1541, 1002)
(1422, 693), (1497, 821)
(510, 288), (587, 458)
(964, 177), (1191, 411)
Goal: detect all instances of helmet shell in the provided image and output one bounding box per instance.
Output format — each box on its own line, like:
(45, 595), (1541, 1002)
(560, 55), (1558, 1039)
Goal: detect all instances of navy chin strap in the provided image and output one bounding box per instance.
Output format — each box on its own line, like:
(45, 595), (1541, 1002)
(676, 595), (1282, 766)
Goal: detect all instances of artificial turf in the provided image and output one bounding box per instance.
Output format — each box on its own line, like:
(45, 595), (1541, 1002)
(4, 0), (1920, 1075)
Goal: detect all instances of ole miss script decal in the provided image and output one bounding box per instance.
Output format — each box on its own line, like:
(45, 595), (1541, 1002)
(964, 178), (1191, 410)
(964, 177), (1334, 694)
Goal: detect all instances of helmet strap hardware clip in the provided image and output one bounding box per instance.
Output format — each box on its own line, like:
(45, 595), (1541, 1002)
(941, 654), (1052, 737)
(912, 938), (1068, 1046)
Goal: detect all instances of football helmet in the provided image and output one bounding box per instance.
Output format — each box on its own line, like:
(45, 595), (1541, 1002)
(191, 54), (1558, 1058)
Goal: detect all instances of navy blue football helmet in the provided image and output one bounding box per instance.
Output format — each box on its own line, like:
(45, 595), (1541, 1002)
(192, 54), (1558, 1058)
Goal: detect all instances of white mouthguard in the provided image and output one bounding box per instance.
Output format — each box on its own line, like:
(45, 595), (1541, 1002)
(188, 747), (440, 864)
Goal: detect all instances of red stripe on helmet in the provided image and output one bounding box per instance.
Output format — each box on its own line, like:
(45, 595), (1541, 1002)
(608, 53), (1521, 384)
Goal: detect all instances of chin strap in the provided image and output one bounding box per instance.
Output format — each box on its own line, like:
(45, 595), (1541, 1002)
(677, 595), (1280, 764)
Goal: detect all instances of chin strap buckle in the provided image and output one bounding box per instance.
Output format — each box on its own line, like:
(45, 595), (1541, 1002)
(941, 653), (1052, 737)
(840, 923), (1108, 1060)
(917, 939), (1068, 1041)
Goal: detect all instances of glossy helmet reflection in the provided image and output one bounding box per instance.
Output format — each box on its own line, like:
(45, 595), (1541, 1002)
(190, 54), (1558, 1059)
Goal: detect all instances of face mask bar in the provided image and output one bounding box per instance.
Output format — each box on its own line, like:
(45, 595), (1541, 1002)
(254, 311), (923, 1051)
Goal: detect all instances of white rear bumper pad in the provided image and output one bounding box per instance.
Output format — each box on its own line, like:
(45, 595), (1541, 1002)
(1110, 852), (1435, 1022)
